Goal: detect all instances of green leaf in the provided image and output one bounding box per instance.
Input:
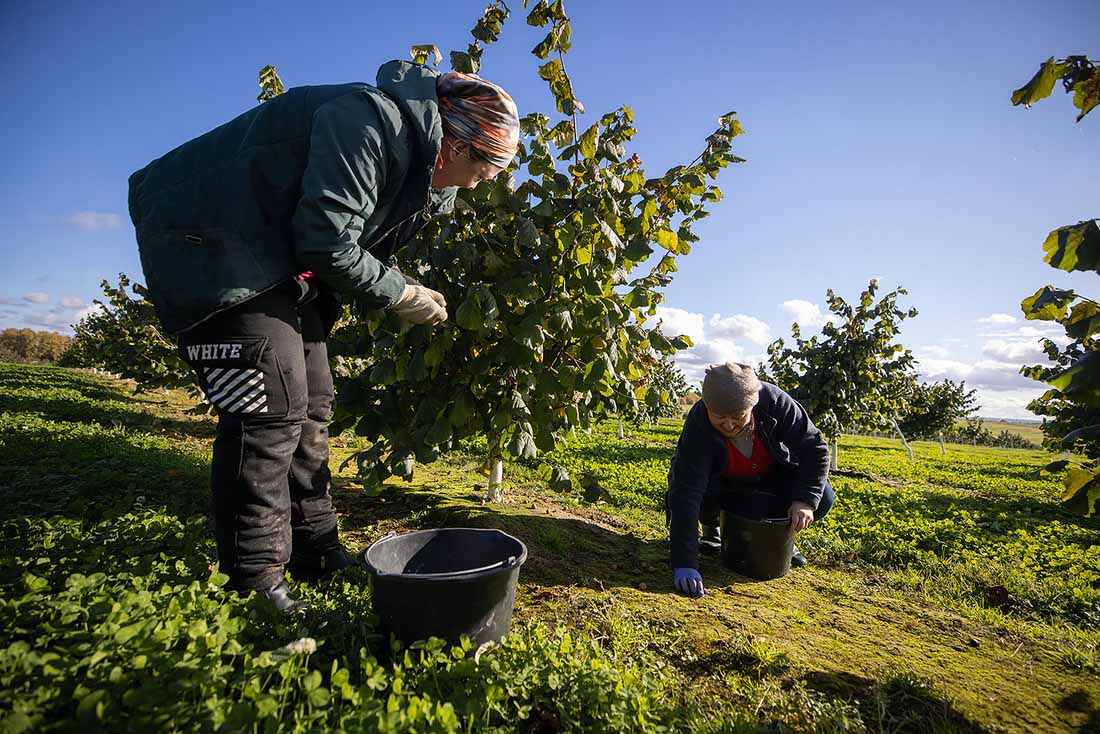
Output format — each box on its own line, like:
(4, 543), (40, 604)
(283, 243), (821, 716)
(410, 44), (443, 66)
(670, 334), (694, 350)
(456, 288), (499, 331)
(575, 246), (592, 265)
(1048, 351), (1100, 405)
(1062, 424), (1100, 445)
(649, 330), (672, 353)
(653, 228), (680, 253)
(548, 466), (572, 492)
(1073, 73), (1100, 121)
(598, 220), (623, 250)
(1043, 220), (1100, 273)
(1020, 285), (1076, 321)
(579, 124), (598, 160)
(425, 415), (452, 446)
(1064, 301), (1100, 339)
(1032, 459), (1069, 478)
(450, 392), (475, 427)
(508, 430), (537, 459)
(450, 50), (477, 74)
(1063, 465), (1100, 516)
(1011, 57), (1064, 107)
(21, 572), (48, 593)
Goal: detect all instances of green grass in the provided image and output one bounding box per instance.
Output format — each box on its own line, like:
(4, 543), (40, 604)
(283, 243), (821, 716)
(2, 363), (1099, 734)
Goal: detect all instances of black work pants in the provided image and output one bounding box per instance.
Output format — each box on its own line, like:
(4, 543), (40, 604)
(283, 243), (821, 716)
(178, 279), (340, 591)
(698, 474), (835, 527)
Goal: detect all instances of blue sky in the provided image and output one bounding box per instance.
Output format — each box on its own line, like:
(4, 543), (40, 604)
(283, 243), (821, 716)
(1, 0), (1097, 418)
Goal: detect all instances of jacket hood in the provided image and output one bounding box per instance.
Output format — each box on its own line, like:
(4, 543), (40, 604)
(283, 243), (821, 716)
(375, 60), (444, 175)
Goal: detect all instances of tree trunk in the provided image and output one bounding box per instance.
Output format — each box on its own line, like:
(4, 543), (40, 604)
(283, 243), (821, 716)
(892, 417), (914, 461)
(617, 415), (624, 440)
(830, 434), (839, 471)
(484, 454), (504, 502)
(938, 432), (947, 456)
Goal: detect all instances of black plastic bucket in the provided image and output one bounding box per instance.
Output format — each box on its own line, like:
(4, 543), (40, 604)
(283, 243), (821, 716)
(719, 512), (794, 580)
(362, 528), (528, 647)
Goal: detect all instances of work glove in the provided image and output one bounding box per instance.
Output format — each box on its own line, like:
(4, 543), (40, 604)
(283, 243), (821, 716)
(673, 567), (705, 598)
(391, 283), (448, 325)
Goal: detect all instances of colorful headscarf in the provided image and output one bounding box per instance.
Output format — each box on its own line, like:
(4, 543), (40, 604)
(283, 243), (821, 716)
(436, 71), (520, 169)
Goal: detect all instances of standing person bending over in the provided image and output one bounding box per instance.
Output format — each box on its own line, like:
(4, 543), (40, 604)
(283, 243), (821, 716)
(666, 363), (834, 597)
(128, 61), (520, 612)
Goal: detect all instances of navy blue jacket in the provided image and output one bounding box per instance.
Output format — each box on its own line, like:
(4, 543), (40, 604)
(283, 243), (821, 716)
(667, 382), (830, 569)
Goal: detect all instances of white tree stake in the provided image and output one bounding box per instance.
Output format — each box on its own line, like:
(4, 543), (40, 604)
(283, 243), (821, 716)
(617, 414), (624, 440)
(484, 455), (504, 502)
(939, 432), (947, 456)
(831, 434), (839, 471)
(892, 417), (914, 461)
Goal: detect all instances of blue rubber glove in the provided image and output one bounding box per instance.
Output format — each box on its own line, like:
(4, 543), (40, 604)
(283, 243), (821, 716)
(673, 567), (705, 597)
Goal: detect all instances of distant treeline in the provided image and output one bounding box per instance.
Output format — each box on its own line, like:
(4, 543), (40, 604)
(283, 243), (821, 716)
(848, 418), (1039, 451)
(0, 328), (72, 364)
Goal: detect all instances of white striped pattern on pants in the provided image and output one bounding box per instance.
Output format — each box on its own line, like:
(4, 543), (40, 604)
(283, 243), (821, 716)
(202, 366), (269, 414)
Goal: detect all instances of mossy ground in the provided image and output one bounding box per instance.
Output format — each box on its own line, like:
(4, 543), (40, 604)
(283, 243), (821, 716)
(3, 363), (1098, 733)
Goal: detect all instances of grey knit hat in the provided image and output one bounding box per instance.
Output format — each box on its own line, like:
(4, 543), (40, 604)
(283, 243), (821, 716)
(702, 362), (761, 416)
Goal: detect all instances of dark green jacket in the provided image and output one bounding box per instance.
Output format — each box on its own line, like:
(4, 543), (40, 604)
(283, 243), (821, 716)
(128, 61), (455, 333)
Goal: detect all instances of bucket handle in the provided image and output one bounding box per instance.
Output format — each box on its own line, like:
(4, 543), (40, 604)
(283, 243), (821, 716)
(377, 555), (520, 579)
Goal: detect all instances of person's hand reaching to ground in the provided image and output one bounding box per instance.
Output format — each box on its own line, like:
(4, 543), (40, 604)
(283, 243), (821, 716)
(673, 567), (705, 597)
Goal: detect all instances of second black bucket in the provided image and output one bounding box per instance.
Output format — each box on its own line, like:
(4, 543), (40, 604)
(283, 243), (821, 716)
(362, 528), (528, 647)
(719, 512), (794, 580)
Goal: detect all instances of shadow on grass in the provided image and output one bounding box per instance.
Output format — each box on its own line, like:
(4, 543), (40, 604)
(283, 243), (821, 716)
(1060, 690), (1100, 734)
(0, 390), (215, 439)
(330, 480), (763, 594)
(803, 669), (985, 734)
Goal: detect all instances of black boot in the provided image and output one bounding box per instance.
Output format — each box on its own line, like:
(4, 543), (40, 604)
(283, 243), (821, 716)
(287, 545), (366, 583)
(258, 580), (309, 613)
(791, 545), (808, 568)
(699, 524), (722, 555)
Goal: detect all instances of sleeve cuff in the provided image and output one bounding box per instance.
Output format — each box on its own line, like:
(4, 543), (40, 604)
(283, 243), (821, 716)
(375, 267), (408, 307)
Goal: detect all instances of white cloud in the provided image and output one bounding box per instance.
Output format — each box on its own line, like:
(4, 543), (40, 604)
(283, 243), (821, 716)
(916, 357), (1030, 388)
(72, 303), (104, 324)
(982, 338), (1047, 363)
(978, 313), (1018, 325)
(22, 292), (49, 304)
(0, 296), (24, 306)
(649, 307), (704, 344)
(60, 296), (85, 309)
(780, 299), (828, 329)
(649, 306), (770, 387)
(68, 211), (122, 231)
(916, 345), (952, 359)
(707, 313), (771, 345)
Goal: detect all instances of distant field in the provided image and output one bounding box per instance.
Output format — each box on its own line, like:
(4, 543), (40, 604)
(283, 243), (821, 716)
(962, 419), (1046, 444)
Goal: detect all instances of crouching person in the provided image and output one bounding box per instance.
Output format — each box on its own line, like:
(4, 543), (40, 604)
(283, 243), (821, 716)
(666, 363), (834, 597)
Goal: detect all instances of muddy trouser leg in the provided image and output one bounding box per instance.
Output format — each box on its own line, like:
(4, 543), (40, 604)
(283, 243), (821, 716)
(287, 287), (340, 558)
(178, 282), (309, 592)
